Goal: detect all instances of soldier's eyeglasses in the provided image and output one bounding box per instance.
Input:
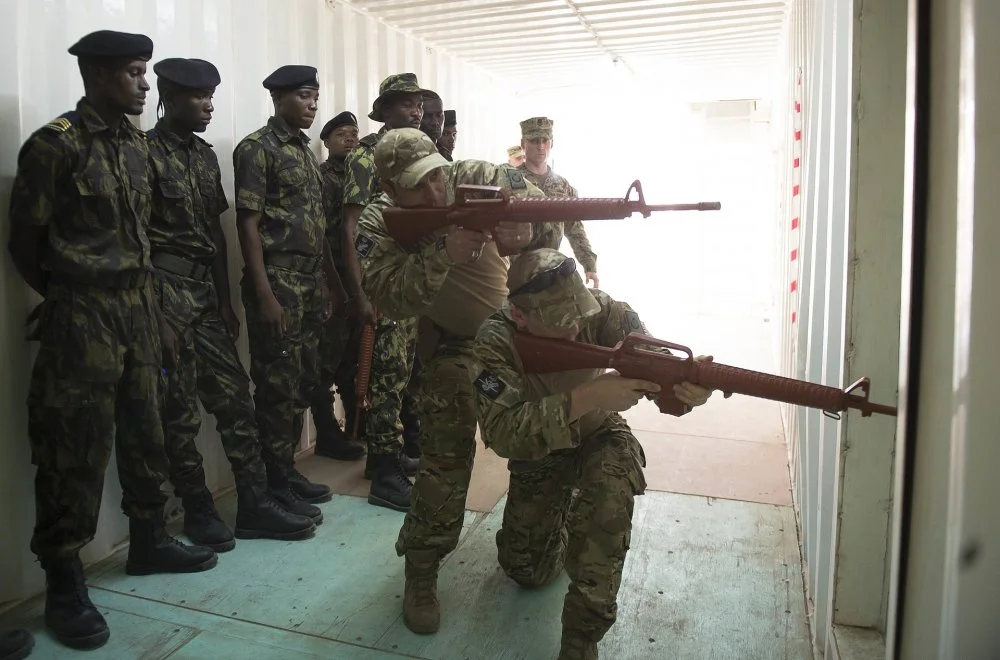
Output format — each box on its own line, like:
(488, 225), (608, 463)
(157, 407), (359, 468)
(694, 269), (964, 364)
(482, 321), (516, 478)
(508, 257), (577, 298)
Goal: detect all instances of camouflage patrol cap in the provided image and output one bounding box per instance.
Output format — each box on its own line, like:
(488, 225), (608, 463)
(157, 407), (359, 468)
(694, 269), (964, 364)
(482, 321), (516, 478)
(369, 73), (426, 121)
(520, 117), (553, 140)
(507, 249), (600, 328)
(507, 145), (524, 158)
(374, 128), (451, 189)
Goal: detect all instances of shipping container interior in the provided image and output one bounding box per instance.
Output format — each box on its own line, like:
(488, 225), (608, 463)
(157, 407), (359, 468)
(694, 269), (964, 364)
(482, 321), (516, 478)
(0, 0), (997, 659)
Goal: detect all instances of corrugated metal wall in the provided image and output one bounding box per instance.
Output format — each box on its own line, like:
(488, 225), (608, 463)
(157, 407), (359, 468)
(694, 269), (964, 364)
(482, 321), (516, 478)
(0, 0), (517, 603)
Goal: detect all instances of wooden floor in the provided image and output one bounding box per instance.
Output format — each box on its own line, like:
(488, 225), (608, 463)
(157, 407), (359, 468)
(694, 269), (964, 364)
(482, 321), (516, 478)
(0, 316), (814, 659)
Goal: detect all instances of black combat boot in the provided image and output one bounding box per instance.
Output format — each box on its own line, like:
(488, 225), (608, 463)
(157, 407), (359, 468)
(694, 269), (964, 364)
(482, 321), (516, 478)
(311, 399), (366, 461)
(368, 454), (412, 512)
(269, 481), (324, 525)
(0, 628), (34, 660)
(40, 556), (109, 650)
(399, 450), (419, 477)
(124, 518), (218, 576)
(181, 490), (235, 552)
(287, 467), (333, 503)
(235, 483), (316, 541)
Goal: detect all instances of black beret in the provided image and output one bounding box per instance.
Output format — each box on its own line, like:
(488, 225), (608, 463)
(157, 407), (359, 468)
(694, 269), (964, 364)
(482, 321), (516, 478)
(421, 90), (441, 101)
(320, 111), (358, 139)
(153, 58), (221, 89)
(444, 110), (457, 126)
(68, 30), (153, 60)
(263, 65), (319, 91)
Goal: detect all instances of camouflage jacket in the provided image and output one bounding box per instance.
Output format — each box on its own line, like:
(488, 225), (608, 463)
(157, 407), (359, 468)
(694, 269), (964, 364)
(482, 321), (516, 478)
(319, 156), (348, 265)
(7, 97), (153, 279)
(355, 160), (552, 329)
(518, 164), (598, 273)
(232, 116), (326, 257)
(146, 121), (229, 263)
(342, 125), (389, 208)
(470, 290), (648, 461)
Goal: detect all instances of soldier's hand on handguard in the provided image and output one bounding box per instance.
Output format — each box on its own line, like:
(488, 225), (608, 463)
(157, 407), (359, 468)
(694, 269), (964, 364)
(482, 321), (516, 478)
(585, 372), (662, 412)
(446, 227), (490, 263)
(259, 292), (286, 338)
(673, 355), (715, 408)
(492, 221), (533, 251)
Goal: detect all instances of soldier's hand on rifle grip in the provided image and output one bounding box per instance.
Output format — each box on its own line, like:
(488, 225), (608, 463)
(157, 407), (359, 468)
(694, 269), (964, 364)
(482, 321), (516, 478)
(492, 221), (533, 251)
(259, 292), (286, 338)
(673, 355), (715, 407)
(446, 228), (490, 263)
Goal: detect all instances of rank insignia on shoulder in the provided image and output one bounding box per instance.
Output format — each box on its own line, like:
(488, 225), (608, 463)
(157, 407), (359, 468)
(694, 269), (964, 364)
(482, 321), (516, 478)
(474, 370), (507, 399)
(506, 170), (527, 190)
(43, 113), (77, 133)
(356, 234), (375, 257)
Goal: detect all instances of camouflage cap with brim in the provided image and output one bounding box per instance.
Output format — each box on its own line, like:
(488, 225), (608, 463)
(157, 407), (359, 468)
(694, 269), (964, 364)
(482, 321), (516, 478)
(506, 249), (600, 328)
(374, 127), (451, 189)
(520, 116), (553, 140)
(369, 72), (426, 121)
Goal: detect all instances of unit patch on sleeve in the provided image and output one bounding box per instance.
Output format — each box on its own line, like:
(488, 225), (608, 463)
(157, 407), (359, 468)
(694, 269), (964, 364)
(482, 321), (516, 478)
(355, 233), (375, 257)
(625, 310), (647, 334)
(506, 170), (527, 190)
(473, 370), (507, 399)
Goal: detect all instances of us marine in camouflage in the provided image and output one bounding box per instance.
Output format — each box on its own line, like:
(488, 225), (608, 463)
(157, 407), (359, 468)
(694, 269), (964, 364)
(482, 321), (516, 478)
(341, 73), (431, 505)
(233, 65), (346, 525)
(147, 57), (316, 551)
(470, 248), (715, 659)
(517, 117), (600, 287)
(355, 128), (553, 635)
(6, 30), (216, 652)
(307, 110), (366, 462)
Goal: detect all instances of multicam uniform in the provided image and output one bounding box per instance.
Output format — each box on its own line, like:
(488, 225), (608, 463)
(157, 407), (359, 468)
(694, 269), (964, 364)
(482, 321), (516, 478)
(233, 116), (327, 485)
(517, 165), (598, 275)
(146, 122), (267, 496)
(356, 160), (550, 559)
(471, 284), (650, 653)
(9, 98), (169, 560)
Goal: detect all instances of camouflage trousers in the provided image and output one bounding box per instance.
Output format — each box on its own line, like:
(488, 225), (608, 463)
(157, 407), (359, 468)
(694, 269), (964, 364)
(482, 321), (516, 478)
(27, 277), (168, 560)
(497, 413), (646, 642)
(242, 263), (324, 484)
(156, 271), (266, 495)
(363, 316), (418, 456)
(395, 336), (477, 558)
(307, 311), (360, 421)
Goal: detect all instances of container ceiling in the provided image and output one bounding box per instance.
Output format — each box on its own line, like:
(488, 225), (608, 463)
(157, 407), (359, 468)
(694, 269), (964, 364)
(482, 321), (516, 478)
(347, 0), (790, 99)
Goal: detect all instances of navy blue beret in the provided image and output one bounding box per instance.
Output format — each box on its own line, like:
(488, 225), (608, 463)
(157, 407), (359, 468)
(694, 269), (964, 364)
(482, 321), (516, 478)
(68, 30), (153, 60)
(320, 111), (358, 139)
(153, 58), (221, 89)
(263, 65), (319, 91)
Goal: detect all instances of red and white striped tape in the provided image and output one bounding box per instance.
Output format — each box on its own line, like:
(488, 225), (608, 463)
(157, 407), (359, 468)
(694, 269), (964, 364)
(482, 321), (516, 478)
(789, 71), (803, 325)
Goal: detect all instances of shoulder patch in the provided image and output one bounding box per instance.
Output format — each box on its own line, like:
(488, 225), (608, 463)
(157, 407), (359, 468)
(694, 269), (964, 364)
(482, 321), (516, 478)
(473, 370), (507, 399)
(625, 310), (646, 334)
(356, 233), (375, 257)
(506, 169), (527, 190)
(43, 111), (79, 133)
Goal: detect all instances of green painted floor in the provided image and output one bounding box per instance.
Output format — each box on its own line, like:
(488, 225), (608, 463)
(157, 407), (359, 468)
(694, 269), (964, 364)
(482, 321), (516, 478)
(2, 490), (812, 660)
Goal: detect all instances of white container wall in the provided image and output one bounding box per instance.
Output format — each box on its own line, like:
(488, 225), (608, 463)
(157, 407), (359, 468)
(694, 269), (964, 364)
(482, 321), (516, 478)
(0, 0), (516, 604)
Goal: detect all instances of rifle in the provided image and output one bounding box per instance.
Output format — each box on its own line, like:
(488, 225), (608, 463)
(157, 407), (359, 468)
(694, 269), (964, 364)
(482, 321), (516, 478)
(382, 180), (722, 255)
(513, 332), (898, 419)
(351, 319), (377, 441)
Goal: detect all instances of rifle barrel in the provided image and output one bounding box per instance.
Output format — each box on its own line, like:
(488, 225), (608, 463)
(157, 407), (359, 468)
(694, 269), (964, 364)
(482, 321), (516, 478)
(645, 202), (722, 212)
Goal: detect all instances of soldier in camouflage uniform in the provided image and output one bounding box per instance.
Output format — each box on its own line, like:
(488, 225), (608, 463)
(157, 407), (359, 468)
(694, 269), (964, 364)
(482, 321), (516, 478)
(356, 128), (553, 634)
(517, 117), (601, 287)
(307, 110), (366, 461)
(437, 110), (457, 162)
(507, 145), (525, 167)
(233, 65), (346, 526)
(341, 74), (431, 507)
(148, 57), (316, 551)
(471, 249), (715, 659)
(6, 30), (217, 651)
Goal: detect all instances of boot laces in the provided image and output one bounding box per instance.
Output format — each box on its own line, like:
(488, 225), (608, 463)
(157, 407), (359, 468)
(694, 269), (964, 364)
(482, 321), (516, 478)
(390, 459), (412, 489)
(409, 573), (438, 606)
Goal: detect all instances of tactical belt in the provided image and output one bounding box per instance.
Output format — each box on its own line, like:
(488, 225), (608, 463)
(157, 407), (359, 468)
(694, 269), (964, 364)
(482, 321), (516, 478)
(151, 252), (213, 281)
(49, 269), (149, 290)
(263, 252), (322, 274)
